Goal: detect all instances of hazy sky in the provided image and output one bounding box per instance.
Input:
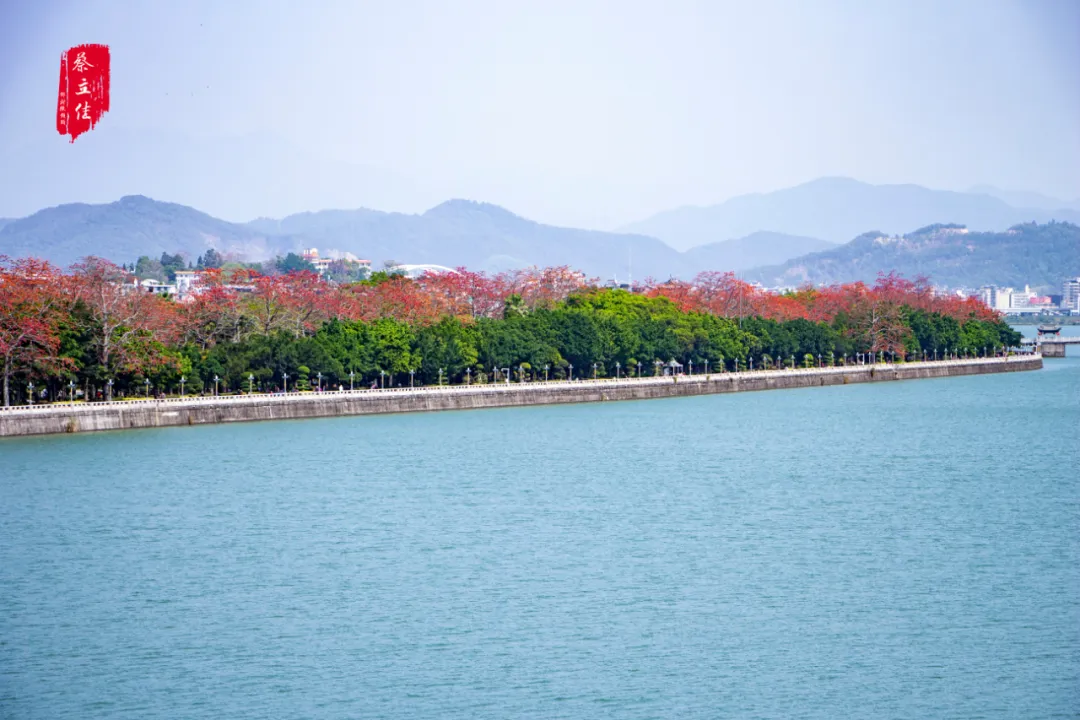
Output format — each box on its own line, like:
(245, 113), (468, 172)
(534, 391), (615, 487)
(1, 0), (1078, 228)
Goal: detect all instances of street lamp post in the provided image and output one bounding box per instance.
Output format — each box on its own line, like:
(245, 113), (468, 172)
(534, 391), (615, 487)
(106, 378), (113, 401)
(68, 379), (76, 406)
(214, 375), (220, 396)
(818, 354), (822, 368)
(615, 361), (620, 379)
(492, 365), (498, 383)
(27, 381), (34, 406)
(637, 361), (642, 378)
(518, 365), (524, 383)
(410, 369), (415, 388)
(316, 372), (322, 392)
(380, 370), (385, 389)
(248, 373), (254, 395)
(704, 359), (709, 376)
(145, 378), (151, 398)
(688, 360), (693, 376)
(466, 368), (471, 385)
(282, 372), (289, 393)
(544, 364), (549, 382)
(349, 371), (355, 391)
(180, 375), (186, 397)
(593, 363), (598, 380)
(439, 368), (444, 386)
(568, 363), (573, 381)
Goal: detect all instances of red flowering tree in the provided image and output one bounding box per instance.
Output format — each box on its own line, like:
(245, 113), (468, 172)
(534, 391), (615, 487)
(0, 256), (70, 406)
(181, 282), (244, 348)
(420, 269), (508, 319)
(67, 257), (181, 379)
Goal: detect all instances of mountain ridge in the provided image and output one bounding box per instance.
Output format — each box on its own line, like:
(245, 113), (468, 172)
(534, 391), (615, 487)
(741, 221), (1080, 291)
(622, 177), (1080, 251)
(0, 195), (830, 279)
(3, 180), (1074, 288)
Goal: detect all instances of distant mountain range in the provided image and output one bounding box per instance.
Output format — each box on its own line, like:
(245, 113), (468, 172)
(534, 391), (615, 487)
(0, 196), (304, 268)
(743, 222), (1080, 291)
(682, 231), (835, 272)
(622, 177), (1080, 251)
(966, 185), (1080, 212)
(0, 196), (830, 280)
(1, 177), (1077, 289)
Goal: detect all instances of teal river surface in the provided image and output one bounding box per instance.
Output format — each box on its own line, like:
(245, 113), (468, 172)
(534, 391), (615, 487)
(2, 328), (1078, 719)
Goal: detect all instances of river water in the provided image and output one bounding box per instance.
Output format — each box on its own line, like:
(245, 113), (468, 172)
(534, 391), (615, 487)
(2, 330), (1078, 719)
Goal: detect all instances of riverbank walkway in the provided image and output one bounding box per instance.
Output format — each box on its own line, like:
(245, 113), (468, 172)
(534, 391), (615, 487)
(0, 355), (1039, 418)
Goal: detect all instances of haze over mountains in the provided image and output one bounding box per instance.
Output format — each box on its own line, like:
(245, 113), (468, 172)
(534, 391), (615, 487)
(0, 196), (832, 281)
(622, 177), (1080, 251)
(0, 128), (434, 223)
(1, 177), (1077, 289)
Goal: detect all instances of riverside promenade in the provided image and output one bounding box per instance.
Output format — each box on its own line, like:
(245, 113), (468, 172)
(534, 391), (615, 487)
(0, 355), (1042, 438)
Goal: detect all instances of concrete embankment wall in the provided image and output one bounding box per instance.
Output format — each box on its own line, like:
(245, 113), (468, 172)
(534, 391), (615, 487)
(0, 356), (1042, 439)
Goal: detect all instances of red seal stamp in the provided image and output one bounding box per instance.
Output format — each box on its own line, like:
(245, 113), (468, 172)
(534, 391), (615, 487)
(56, 44), (110, 143)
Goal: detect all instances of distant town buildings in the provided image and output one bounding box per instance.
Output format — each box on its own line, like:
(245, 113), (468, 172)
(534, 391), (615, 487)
(122, 249), (1080, 318)
(302, 248), (372, 276)
(974, 280), (1078, 315)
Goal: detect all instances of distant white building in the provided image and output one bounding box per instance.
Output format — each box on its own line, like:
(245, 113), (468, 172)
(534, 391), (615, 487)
(174, 270), (206, 299)
(978, 286), (1013, 311)
(976, 284), (1055, 313)
(1063, 277), (1080, 313)
(140, 278), (176, 296)
(390, 264), (459, 279)
(302, 248), (373, 275)
(1010, 285), (1038, 309)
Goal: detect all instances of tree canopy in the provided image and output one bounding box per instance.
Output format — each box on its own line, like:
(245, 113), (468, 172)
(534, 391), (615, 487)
(0, 259), (1021, 404)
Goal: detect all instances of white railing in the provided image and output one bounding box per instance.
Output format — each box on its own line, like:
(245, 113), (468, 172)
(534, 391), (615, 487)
(0, 355), (1035, 416)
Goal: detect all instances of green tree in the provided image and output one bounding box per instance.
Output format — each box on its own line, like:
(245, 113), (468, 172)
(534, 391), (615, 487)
(197, 248), (224, 270)
(275, 253), (316, 274)
(413, 317), (479, 384)
(134, 255), (165, 280)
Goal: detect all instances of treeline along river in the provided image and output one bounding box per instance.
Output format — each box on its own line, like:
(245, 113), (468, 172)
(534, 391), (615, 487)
(1, 328), (1076, 718)
(1, 258), (1017, 406)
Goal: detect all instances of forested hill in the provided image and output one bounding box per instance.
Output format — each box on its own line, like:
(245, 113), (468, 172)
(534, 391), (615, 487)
(622, 177), (1080, 251)
(0, 195), (301, 267)
(742, 222), (1080, 290)
(0, 196), (832, 279)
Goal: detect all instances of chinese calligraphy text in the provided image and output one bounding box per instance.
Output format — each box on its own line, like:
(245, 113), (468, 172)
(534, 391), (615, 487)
(56, 44), (110, 143)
